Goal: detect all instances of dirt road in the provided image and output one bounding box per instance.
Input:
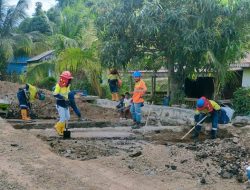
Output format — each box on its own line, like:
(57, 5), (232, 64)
(0, 118), (248, 190)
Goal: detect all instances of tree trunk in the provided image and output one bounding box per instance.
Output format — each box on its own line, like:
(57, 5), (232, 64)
(168, 61), (184, 104)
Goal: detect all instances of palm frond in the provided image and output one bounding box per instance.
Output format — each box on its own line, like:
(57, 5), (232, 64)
(0, 38), (14, 60)
(24, 61), (55, 84)
(2, 0), (28, 35)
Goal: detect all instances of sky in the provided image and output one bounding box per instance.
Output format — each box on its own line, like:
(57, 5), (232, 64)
(7, 0), (57, 16)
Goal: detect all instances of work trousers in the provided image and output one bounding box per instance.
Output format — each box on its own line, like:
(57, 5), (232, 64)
(194, 110), (219, 132)
(56, 105), (70, 122)
(130, 102), (143, 123)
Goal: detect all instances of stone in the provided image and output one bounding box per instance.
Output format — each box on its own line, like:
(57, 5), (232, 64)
(180, 159), (188, 164)
(170, 165), (177, 170)
(128, 165), (134, 169)
(196, 151), (208, 159)
(200, 177), (206, 184)
(129, 151), (142, 157)
(66, 149), (72, 154)
(232, 116), (250, 127)
(233, 137), (239, 144)
(64, 153), (71, 158)
(10, 143), (18, 147)
(221, 171), (233, 179)
(165, 164), (170, 168)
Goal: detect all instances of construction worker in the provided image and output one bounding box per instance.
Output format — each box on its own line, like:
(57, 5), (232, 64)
(17, 84), (45, 120)
(193, 96), (221, 140)
(53, 71), (73, 136)
(130, 71), (147, 129)
(108, 69), (120, 101)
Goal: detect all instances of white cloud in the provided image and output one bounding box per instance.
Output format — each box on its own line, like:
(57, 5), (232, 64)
(7, 0), (57, 16)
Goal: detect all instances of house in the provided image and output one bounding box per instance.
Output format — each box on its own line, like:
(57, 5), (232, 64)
(185, 53), (250, 99)
(27, 50), (55, 64)
(230, 53), (250, 88)
(7, 50), (55, 74)
(7, 57), (30, 74)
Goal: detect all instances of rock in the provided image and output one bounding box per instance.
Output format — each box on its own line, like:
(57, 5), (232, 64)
(232, 116), (250, 127)
(165, 164), (170, 168)
(221, 171), (233, 179)
(170, 165), (177, 170)
(64, 153), (71, 158)
(180, 159), (188, 164)
(196, 151), (208, 159)
(233, 137), (239, 144)
(200, 177), (206, 184)
(144, 169), (156, 176)
(66, 149), (72, 154)
(129, 151), (142, 157)
(128, 165), (134, 169)
(10, 143), (18, 147)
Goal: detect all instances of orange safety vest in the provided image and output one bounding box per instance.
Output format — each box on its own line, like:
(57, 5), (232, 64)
(132, 80), (147, 103)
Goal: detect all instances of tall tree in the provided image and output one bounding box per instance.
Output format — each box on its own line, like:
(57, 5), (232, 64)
(0, 0), (29, 77)
(97, 0), (250, 101)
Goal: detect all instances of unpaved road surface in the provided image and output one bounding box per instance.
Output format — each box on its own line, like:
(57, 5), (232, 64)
(0, 117), (249, 190)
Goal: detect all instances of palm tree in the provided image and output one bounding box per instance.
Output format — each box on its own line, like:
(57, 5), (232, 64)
(0, 0), (29, 78)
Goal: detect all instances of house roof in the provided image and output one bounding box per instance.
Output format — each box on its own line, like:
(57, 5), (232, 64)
(27, 50), (55, 63)
(230, 53), (250, 70)
(241, 53), (250, 67)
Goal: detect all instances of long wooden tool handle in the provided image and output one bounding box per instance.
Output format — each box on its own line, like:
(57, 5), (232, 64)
(181, 115), (208, 140)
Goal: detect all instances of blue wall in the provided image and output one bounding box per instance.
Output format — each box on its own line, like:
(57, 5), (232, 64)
(7, 57), (30, 74)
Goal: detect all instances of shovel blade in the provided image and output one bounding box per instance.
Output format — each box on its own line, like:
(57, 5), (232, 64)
(63, 130), (71, 139)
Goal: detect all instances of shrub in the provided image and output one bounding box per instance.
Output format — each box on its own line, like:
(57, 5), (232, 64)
(37, 77), (57, 90)
(232, 87), (250, 115)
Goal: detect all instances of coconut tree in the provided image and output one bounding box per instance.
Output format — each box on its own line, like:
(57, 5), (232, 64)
(0, 0), (30, 77)
(56, 46), (103, 96)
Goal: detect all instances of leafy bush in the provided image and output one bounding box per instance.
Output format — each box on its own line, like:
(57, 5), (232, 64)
(37, 77), (57, 90)
(232, 88), (250, 115)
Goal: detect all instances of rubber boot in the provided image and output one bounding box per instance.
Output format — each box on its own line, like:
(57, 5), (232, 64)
(54, 122), (64, 136)
(60, 122), (66, 135)
(192, 125), (201, 140)
(114, 93), (119, 101)
(211, 130), (217, 139)
(21, 109), (31, 121)
(111, 93), (115, 101)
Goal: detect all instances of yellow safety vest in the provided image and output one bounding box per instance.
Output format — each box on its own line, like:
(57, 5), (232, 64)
(53, 83), (70, 99)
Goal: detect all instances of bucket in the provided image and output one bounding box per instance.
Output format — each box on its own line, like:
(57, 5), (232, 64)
(247, 166), (250, 180)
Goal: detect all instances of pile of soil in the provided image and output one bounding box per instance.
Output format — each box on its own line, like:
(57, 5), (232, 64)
(0, 81), (119, 122)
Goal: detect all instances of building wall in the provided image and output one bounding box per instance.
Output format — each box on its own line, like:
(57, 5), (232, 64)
(242, 68), (250, 87)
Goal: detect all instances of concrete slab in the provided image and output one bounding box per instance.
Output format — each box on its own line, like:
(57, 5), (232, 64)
(29, 125), (187, 139)
(6, 119), (111, 129)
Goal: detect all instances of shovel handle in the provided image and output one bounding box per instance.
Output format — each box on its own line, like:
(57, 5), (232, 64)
(181, 115), (208, 140)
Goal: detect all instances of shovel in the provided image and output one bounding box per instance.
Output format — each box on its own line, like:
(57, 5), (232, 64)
(63, 119), (71, 139)
(181, 115), (208, 140)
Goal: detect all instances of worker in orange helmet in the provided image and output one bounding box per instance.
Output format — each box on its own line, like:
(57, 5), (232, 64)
(53, 71), (73, 136)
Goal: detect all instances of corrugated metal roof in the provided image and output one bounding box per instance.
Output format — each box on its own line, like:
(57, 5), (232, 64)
(230, 53), (250, 69)
(27, 50), (55, 62)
